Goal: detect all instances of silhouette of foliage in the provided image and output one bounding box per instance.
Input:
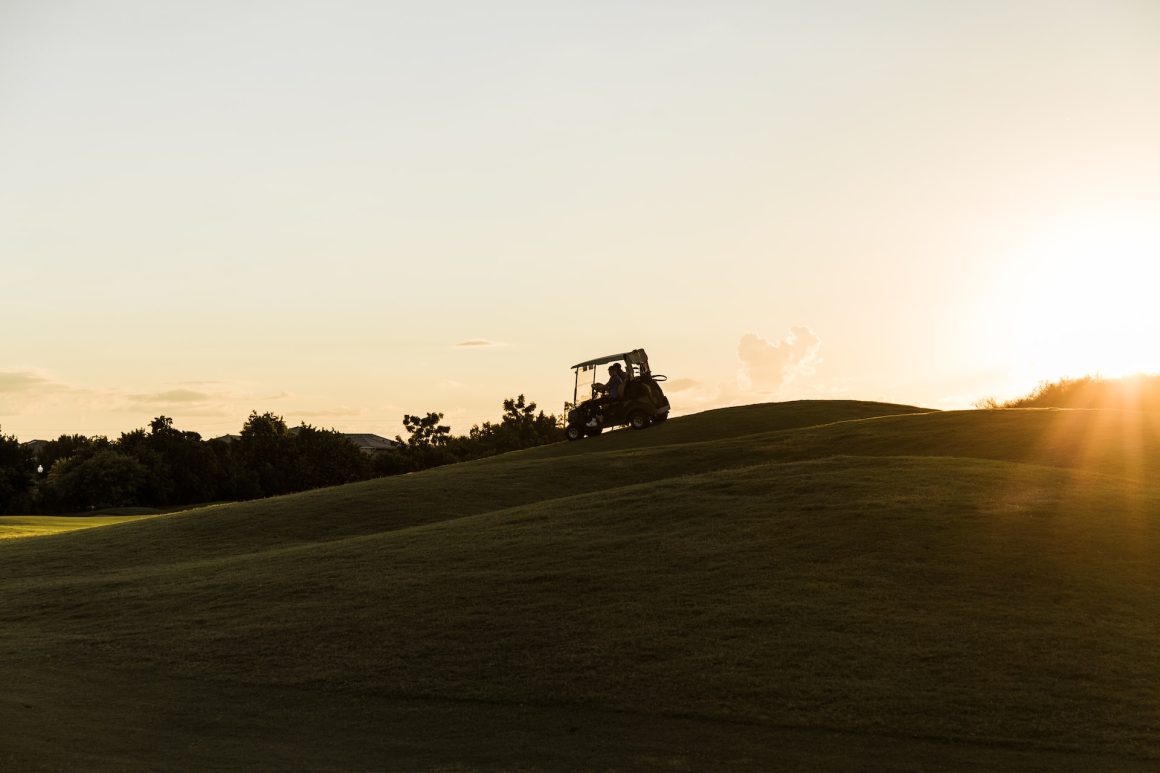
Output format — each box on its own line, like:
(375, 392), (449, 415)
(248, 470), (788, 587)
(43, 448), (149, 511)
(36, 434), (106, 474)
(978, 373), (1160, 411)
(3, 396), (564, 513)
(401, 412), (452, 448)
(236, 412), (296, 497)
(118, 416), (223, 506)
(290, 424), (370, 489)
(465, 395), (564, 455)
(0, 428), (36, 514)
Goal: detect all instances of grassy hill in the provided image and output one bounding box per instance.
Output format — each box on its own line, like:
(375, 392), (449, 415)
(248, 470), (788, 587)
(1, 400), (1158, 771)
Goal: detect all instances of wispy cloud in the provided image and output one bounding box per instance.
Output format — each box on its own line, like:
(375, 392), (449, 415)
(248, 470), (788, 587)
(293, 406), (365, 419)
(0, 368), (371, 438)
(0, 369), (72, 395)
(664, 377), (701, 393)
(126, 389), (213, 405)
(454, 339), (505, 348)
(664, 379), (745, 415)
(115, 383), (288, 414)
(437, 379), (469, 391)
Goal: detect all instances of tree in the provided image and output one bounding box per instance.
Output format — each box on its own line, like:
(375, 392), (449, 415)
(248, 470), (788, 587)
(291, 424), (369, 489)
(396, 412), (455, 471)
(117, 416), (222, 506)
(501, 394), (564, 446)
(400, 412), (452, 447)
(236, 411), (296, 497)
(42, 448), (148, 512)
(37, 434), (106, 474)
(0, 428), (35, 514)
(467, 395), (564, 456)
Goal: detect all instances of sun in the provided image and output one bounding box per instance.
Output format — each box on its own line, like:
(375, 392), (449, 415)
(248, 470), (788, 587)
(1002, 214), (1160, 383)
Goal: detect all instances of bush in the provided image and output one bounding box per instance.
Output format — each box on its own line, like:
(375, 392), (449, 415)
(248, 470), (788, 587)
(43, 449), (149, 512)
(978, 373), (1160, 411)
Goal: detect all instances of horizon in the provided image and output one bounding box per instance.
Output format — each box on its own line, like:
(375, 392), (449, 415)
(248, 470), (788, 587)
(3, 1), (1158, 441)
(10, 372), (1160, 445)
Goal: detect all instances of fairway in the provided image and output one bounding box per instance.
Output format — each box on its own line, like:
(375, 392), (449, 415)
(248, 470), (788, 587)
(1, 401), (1158, 771)
(0, 515), (155, 540)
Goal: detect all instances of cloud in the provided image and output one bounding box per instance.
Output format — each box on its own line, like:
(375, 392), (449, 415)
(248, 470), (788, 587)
(737, 326), (822, 393)
(293, 406), (365, 419)
(127, 389), (212, 405)
(437, 379), (469, 391)
(665, 378), (753, 415)
(643, 327), (823, 418)
(0, 369), (82, 418)
(0, 370), (70, 395)
(111, 383), (288, 415)
(664, 378), (702, 393)
(454, 339), (504, 348)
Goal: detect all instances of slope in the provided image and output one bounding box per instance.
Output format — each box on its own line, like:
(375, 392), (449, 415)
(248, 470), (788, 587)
(1, 401), (1158, 771)
(0, 400), (926, 578)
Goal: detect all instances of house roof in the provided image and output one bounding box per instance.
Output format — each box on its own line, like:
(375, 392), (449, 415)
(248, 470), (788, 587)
(342, 433), (401, 451)
(211, 431), (400, 451)
(20, 439), (49, 456)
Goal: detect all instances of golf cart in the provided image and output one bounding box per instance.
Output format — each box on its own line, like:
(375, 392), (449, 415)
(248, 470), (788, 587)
(565, 348), (670, 441)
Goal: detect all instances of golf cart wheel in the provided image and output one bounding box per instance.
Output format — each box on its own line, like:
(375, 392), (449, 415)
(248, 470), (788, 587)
(629, 411), (650, 430)
(566, 425), (585, 441)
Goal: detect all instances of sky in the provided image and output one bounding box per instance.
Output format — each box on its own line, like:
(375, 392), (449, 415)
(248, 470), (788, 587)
(2, 0), (1159, 441)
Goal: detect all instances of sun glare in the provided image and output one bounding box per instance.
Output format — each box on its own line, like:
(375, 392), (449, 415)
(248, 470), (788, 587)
(1003, 215), (1160, 384)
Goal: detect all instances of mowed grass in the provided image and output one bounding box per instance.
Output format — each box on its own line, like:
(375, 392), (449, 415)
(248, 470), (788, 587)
(1, 400), (1158, 771)
(0, 515), (155, 540)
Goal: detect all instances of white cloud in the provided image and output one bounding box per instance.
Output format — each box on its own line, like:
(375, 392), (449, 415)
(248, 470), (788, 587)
(737, 327), (822, 393)
(661, 327), (824, 417)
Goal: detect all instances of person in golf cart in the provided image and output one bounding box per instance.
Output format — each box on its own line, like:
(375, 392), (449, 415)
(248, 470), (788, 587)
(586, 363), (626, 426)
(567, 349), (670, 439)
(599, 363), (626, 400)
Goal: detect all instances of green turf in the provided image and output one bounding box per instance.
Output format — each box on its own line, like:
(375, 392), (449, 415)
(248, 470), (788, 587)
(0, 515), (156, 540)
(1, 400), (1158, 771)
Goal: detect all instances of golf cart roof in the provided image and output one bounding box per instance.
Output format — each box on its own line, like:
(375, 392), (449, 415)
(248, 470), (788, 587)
(571, 348), (649, 371)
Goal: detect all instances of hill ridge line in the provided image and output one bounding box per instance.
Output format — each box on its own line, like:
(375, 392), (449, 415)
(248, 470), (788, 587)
(516, 407), (938, 461)
(14, 453), (1154, 589)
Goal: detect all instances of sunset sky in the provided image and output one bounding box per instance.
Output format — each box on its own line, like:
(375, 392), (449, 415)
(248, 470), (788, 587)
(3, 0), (1159, 441)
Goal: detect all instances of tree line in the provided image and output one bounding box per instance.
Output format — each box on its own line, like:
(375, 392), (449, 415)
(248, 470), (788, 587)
(0, 395), (563, 514)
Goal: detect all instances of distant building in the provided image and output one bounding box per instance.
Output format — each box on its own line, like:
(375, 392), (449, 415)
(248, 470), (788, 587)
(208, 434), (241, 445)
(209, 431), (401, 454)
(20, 439), (49, 458)
(339, 433), (402, 454)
